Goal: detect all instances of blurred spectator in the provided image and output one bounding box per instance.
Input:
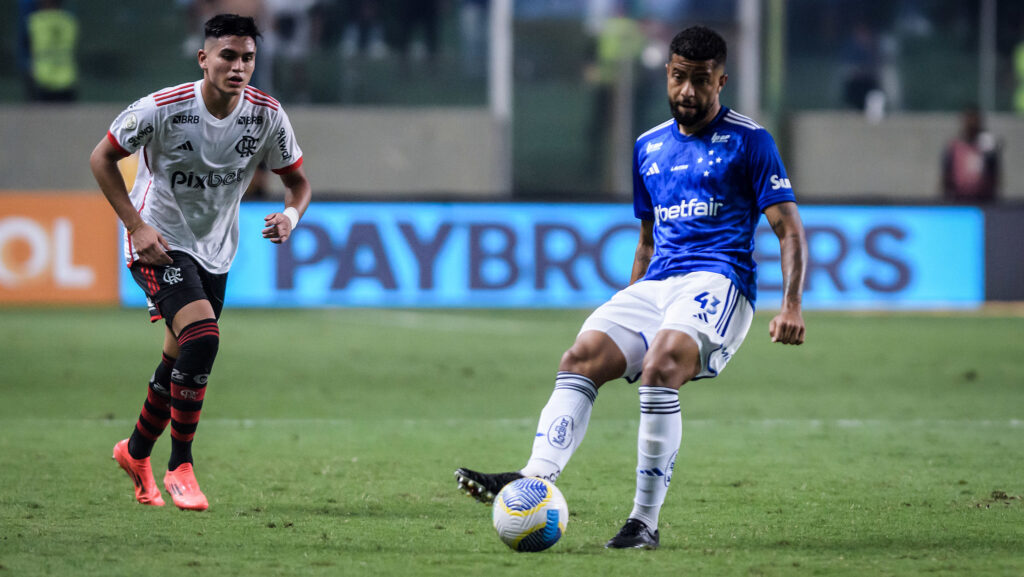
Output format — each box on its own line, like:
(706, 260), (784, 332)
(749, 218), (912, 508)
(941, 106), (1000, 204)
(393, 0), (441, 61)
(584, 2), (646, 193)
(840, 22), (882, 110)
(1015, 28), (1024, 115)
(17, 0), (36, 99)
(460, 0), (488, 77)
(26, 0), (78, 102)
(264, 0), (317, 102)
(327, 0), (388, 59)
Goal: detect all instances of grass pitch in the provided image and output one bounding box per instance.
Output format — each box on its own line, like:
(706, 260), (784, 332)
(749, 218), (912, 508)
(0, 307), (1021, 576)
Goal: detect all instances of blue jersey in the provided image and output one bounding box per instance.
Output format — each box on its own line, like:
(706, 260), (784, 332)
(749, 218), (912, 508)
(632, 107), (796, 304)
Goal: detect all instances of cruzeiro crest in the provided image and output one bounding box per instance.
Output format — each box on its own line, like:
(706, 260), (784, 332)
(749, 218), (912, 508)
(235, 135), (259, 158)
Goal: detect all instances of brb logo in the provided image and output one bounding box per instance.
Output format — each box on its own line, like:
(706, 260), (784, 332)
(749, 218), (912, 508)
(170, 168), (245, 190)
(237, 114), (264, 126)
(546, 415), (574, 449)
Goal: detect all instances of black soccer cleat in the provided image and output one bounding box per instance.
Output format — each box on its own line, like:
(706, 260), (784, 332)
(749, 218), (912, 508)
(453, 468), (523, 504)
(605, 518), (660, 549)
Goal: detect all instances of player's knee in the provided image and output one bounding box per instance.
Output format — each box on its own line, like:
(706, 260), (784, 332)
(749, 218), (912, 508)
(641, 353), (697, 389)
(559, 339), (623, 385)
(176, 318), (220, 370)
(559, 341), (601, 375)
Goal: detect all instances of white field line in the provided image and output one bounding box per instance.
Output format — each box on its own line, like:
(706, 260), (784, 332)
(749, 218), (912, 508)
(6, 418), (1022, 428)
(309, 309), (575, 334)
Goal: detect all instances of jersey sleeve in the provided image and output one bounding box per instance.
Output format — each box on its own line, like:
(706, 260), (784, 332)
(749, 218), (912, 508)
(265, 108), (304, 174)
(746, 128), (796, 211)
(106, 97), (157, 156)
(632, 140), (654, 220)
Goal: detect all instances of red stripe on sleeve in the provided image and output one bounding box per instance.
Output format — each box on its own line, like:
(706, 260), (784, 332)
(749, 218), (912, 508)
(106, 131), (131, 157)
(271, 156), (303, 175)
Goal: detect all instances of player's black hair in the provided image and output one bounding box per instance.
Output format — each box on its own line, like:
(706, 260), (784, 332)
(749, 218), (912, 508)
(669, 25), (727, 66)
(204, 13), (262, 43)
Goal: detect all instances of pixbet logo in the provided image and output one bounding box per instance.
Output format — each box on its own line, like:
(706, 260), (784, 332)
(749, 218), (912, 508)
(170, 168), (245, 190)
(0, 217), (94, 288)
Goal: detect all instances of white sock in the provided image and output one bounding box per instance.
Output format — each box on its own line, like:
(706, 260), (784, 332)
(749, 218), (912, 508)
(520, 372), (598, 482)
(629, 386), (681, 531)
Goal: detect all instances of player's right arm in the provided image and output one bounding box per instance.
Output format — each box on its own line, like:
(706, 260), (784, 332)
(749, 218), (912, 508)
(629, 219), (654, 285)
(89, 136), (171, 266)
(763, 201), (806, 345)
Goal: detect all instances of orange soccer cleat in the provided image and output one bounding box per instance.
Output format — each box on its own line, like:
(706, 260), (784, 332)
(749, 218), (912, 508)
(163, 463), (209, 511)
(112, 439), (165, 506)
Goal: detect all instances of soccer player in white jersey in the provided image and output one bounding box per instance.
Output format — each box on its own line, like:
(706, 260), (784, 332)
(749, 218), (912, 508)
(455, 25), (807, 548)
(90, 14), (312, 511)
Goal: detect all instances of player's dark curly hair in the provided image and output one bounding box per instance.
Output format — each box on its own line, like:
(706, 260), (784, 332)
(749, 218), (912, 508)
(204, 13), (262, 42)
(669, 26), (727, 66)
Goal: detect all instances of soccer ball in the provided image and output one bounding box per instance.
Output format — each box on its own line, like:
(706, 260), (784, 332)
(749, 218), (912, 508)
(492, 477), (569, 552)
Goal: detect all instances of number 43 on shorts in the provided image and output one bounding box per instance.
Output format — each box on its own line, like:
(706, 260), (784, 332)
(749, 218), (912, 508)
(693, 291), (721, 323)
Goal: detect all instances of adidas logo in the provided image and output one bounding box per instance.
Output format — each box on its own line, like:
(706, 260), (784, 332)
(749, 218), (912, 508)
(711, 133), (730, 144)
(645, 162), (661, 176)
(176, 141), (194, 151)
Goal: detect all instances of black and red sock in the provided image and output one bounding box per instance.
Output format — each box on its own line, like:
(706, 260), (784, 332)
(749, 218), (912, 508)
(169, 319), (219, 470)
(127, 352), (175, 459)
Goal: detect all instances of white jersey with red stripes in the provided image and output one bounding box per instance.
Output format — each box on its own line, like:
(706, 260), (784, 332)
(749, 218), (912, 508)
(106, 79), (303, 273)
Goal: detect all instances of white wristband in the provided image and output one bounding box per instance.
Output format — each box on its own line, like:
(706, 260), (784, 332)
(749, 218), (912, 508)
(283, 207), (300, 229)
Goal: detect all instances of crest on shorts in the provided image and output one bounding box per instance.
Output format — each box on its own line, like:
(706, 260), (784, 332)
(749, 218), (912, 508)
(162, 266), (183, 285)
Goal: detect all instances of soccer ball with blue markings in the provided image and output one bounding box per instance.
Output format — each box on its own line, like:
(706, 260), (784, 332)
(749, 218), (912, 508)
(492, 477), (569, 552)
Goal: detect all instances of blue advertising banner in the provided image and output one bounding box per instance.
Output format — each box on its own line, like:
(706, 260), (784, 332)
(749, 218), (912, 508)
(119, 203), (984, 309)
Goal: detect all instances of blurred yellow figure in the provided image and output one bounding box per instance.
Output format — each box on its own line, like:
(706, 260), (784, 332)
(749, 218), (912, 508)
(1015, 39), (1024, 114)
(27, 0), (78, 101)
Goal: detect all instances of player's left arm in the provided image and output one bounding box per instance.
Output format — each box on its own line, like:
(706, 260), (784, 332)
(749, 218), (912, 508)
(262, 165), (312, 244)
(763, 201), (807, 345)
(628, 219), (654, 285)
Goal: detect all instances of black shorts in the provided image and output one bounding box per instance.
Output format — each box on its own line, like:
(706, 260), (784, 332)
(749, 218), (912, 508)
(130, 251), (227, 325)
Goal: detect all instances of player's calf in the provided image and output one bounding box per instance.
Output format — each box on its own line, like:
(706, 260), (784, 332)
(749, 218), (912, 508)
(169, 318), (219, 470)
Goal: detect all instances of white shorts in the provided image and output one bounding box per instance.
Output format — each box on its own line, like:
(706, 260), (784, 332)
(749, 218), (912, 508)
(579, 271), (754, 382)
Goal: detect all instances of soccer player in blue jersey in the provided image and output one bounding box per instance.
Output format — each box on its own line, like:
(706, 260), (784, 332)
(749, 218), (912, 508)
(455, 25), (807, 549)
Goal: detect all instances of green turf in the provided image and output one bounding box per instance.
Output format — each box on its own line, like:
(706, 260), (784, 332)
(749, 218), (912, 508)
(1, 308), (1021, 576)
